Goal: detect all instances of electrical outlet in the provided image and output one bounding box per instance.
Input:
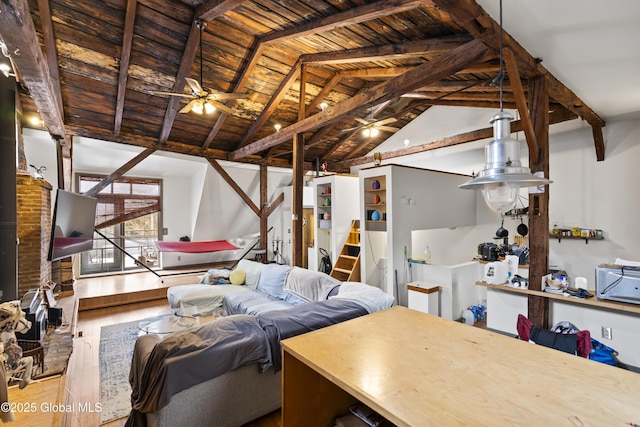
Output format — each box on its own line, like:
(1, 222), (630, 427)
(601, 326), (613, 340)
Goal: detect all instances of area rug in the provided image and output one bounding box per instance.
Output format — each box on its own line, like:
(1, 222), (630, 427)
(99, 317), (161, 425)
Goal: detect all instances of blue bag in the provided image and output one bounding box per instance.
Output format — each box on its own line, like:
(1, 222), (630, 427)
(589, 338), (618, 366)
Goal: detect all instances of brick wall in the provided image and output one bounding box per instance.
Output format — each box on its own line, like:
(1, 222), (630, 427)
(16, 172), (52, 298)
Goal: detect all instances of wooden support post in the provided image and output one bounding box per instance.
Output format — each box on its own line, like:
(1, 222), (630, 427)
(527, 75), (550, 328)
(260, 164), (268, 262)
(291, 64), (306, 267)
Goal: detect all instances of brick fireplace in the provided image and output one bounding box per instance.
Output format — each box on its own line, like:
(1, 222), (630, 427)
(16, 172), (52, 298)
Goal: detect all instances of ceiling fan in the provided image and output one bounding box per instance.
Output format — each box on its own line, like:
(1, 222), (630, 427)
(342, 111), (400, 137)
(151, 19), (245, 116)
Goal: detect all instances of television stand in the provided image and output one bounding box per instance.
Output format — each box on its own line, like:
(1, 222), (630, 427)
(94, 229), (162, 282)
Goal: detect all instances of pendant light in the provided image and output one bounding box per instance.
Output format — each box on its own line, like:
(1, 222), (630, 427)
(459, 0), (551, 212)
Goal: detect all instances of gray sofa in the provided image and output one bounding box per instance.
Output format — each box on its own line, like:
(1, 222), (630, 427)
(127, 263), (394, 427)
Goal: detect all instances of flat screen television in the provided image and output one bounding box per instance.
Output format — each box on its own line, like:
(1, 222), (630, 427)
(47, 189), (98, 262)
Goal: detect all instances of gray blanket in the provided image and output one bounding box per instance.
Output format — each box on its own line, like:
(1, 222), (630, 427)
(257, 299), (368, 371)
(126, 315), (270, 426)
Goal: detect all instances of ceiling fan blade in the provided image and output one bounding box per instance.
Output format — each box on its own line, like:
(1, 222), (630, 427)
(342, 126), (361, 132)
(207, 92), (246, 101)
(150, 91), (195, 98)
(185, 78), (203, 95)
(355, 118), (369, 125)
(377, 126), (400, 132)
(179, 99), (198, 114)
(375, 117), (397, 126)
(207, 100), (238, 116)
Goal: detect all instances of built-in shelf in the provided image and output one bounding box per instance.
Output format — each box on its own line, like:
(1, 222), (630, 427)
(363, 175), (386, 231)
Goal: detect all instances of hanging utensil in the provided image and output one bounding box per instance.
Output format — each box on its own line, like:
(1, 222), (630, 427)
(517, 218), (528, 237)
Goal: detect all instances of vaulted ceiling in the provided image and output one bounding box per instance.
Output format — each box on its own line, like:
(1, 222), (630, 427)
(0, 0), (604, 173)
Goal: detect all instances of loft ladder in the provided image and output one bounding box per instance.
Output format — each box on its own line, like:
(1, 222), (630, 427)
(330, 220), (361, 282)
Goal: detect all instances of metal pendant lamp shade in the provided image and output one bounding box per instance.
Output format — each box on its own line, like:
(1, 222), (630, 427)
(459, 111), (552, 212)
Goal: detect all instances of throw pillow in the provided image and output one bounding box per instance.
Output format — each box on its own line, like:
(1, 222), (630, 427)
(230, 269), (246, 285)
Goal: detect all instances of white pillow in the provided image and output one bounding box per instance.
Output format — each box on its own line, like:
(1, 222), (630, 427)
(236, 259), (265, 289)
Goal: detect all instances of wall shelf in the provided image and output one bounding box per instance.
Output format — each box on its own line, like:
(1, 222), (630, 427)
(551, 234), (604, 244)
(477, 281), (640, 315)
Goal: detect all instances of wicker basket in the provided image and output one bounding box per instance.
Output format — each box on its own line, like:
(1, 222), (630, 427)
(18, 340), (44, 375)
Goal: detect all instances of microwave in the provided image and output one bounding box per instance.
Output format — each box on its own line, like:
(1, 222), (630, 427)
(595, 265), (640, 305)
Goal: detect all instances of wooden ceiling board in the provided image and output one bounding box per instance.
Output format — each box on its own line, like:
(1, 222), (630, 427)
(4, 0), (602, 168)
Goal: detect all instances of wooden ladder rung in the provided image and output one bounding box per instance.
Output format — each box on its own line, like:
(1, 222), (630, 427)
(333, 267), (352, 274)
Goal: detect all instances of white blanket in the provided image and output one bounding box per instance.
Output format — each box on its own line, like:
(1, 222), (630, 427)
(284, 267), (340, 302)
(167, 284), (249, 311)
(329, 281), (394, 314)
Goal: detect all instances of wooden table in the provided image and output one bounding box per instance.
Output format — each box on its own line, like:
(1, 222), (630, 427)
(282, 306), (640, 427)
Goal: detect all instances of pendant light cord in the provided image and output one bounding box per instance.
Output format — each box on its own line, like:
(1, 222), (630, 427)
(199, 23), (204, 88)
(498, 0), (504, 112)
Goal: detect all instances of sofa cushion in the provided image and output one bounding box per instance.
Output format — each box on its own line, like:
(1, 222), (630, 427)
(256, 264), (293, 300)
(236, 259), (265, 290)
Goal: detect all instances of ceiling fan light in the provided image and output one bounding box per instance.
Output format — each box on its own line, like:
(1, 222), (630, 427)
(192, 100), (204, 114)
(362, 128), (371, 137)
(204, 101), (215, 114)
(370, 127), (379, 137)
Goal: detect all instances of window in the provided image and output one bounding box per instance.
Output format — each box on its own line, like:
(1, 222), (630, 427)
(77, 174), (162, 275)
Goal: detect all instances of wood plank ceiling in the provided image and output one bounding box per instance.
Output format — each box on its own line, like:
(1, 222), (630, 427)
(0, 0), (604, 172)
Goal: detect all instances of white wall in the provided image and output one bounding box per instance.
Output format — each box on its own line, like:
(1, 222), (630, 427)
(354, 114), (640, 368)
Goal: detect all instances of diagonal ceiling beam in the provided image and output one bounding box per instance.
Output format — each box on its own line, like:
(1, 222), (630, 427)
(83, 147), (156, 197)
(208, 159), (260, 216)
(229, 39), (493, 161)
(159, 0), (243, 144)
(236, 59), (302, 148)
(0, 0), (65, 138)
(114, 0), (138, 135)
(157, 19), (200, 144)
(202, 42), (264, 149)
(302, 35), (473, 65)
(202, 0), (432, 149)
(36, 0), (63, 119)
(261, 0), (430, 44)
(503, 46), (538, 163)
(430, 0), (605, 129)
(335, 108), (577, 171)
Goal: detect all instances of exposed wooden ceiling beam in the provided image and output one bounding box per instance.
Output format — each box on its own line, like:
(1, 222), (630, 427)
(202, 41), (264, 149)
(83, 147), (156, 197)
(301, 35), (473, 65)
(197, 0), (245, 22)
(306, 73), (341, 117)
(236, 59), (302, 148)
(334, 108), (577, 171)
(157, 19), (200, 144)
(208, 159), (260, 216)
(66, 125), (295, 169)
(114, 0), (137, 135)
(261, 0), (429, 44)
(0, 0), (66, 139)
(229, 39), (493, 161)
(430, 0), (605, 129)
(159, 0), (243, 144)
(36, 0), (63, 118)
(503, 47), (539, 163)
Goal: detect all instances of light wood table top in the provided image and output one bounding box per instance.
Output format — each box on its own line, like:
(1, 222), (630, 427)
(282, 306), (640, 426)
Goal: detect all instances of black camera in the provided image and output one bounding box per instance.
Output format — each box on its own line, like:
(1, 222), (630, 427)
(477, 242), (500, 261)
